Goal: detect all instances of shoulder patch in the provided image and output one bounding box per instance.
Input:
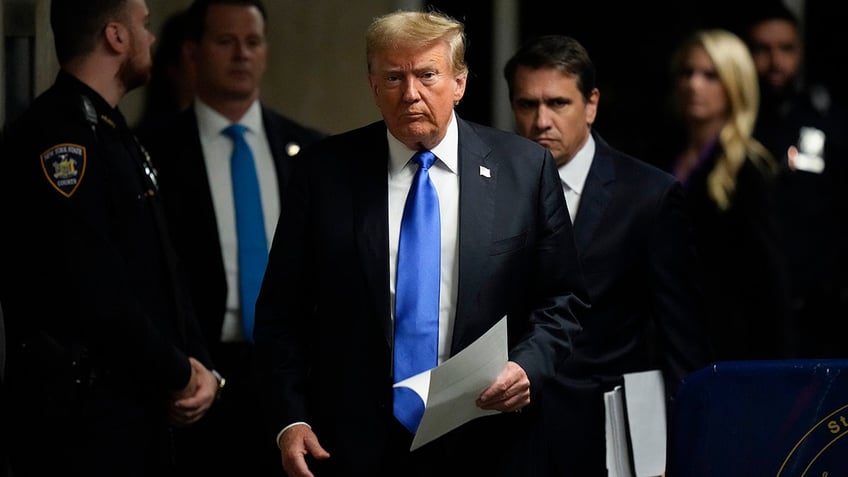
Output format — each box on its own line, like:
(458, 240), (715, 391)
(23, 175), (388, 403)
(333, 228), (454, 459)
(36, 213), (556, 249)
(41, 143), (87, 197)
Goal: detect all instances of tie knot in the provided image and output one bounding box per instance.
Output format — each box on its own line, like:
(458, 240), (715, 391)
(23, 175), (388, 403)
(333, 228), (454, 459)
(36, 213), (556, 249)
(223, 123), (248, 140)
(413, 150), (437, 171)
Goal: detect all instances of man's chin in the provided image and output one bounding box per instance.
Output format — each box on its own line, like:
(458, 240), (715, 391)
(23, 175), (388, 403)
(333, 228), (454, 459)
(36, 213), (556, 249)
(766, 75), (789, 91)
(388, 122), (437, 148)
(117, 58), (153, 92)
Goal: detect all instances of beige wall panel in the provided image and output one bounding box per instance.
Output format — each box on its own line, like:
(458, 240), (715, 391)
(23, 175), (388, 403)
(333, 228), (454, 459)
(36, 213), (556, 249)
(124, 0), (400, 134)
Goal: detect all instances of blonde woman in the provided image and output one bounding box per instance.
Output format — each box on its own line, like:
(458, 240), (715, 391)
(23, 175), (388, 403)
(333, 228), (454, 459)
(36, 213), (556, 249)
(665, 29), (792, 361)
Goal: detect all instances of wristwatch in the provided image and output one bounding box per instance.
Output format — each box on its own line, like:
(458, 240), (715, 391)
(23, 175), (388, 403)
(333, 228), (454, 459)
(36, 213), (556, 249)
(211, 369), (226, 400)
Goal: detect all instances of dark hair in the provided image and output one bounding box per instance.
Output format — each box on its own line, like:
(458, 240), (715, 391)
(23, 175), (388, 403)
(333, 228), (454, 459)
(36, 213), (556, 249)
(185, 0), (267, 41)
(50, 0), (128, 64)
(152, 9), (190, 74)
(138, 9), (191, 127)
(743, 2), (800, 36)
(503, 34), (596, 102)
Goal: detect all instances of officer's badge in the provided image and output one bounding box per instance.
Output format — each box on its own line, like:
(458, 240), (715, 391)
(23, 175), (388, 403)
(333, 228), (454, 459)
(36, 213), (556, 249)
(41, 143), (87, 197)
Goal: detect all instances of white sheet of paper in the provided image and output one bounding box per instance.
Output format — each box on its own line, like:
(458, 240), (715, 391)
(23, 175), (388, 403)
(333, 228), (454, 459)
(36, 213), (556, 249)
(605, 385), (633, 477)
(624, 370), (666, 477)
(405, 316), (507, 451)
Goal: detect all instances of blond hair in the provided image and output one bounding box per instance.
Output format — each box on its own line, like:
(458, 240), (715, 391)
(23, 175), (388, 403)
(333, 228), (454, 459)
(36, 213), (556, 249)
(673, 29), (776, 210)
(365, 9), (468, 79)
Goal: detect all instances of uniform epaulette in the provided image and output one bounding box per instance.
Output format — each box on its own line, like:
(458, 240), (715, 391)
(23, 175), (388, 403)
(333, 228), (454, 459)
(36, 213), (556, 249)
(79, 94), (98, 127)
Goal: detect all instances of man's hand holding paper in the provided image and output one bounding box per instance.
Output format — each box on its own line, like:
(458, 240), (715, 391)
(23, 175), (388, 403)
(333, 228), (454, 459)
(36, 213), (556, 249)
(475, 361), (530, 413)
(398, 317), (512, 450)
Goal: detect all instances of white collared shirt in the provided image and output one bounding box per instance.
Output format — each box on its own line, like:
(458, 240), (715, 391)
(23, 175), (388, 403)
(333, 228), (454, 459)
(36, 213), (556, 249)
(387, 113), (460, 364)
(559, 134), (596, 223)
(195, 98), (279, 342)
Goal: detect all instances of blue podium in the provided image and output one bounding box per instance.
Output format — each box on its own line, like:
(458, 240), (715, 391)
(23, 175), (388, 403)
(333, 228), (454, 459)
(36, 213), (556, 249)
(667, 360), (848, 476)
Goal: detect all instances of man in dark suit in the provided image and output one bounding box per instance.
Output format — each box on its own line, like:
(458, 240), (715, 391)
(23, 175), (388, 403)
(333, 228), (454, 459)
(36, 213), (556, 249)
(254, 10), (588, 477)
(504, 35), (713, 475)
(136, 1), (324, 475)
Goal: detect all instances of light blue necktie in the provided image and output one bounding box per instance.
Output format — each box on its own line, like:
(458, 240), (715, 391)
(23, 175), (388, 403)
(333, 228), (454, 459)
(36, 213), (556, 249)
(223, 124), (267, 344)
(393, 149), (440, 433)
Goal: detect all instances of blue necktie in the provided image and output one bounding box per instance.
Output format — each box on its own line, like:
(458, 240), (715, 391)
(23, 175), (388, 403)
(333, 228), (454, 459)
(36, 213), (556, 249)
(393, 149), (440, 433)
(223, 124), (267, 344)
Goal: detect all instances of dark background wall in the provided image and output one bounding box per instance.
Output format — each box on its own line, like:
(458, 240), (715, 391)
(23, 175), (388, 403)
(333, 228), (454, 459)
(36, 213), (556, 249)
(5, 0), (845, 141)
(430, 0), (848, 161)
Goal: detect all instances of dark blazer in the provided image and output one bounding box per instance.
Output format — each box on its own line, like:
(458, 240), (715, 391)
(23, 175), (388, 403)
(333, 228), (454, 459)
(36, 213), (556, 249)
(542, 133), (712, 476)
(136, 103), (325, 476)
(138, 104), (325, 346)
(254, 117), (589, 476)
(682, 141), (792, 362)
(754, 86), (848, 357)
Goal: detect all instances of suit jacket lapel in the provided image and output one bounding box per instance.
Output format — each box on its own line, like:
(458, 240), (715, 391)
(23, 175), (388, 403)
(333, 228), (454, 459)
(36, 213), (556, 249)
(353, 123), (393, 345)
(452, 119), (496, 354)
(177, 108), (222, 253)
(261, 106), (290, 196)
(574, 133), (615, 252)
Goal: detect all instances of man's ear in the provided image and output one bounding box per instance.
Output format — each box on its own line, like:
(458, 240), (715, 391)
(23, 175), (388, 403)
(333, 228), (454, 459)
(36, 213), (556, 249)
(367, 74), (380, 104)
(103, 21), (129, 54)
(585, 88), (600, 125)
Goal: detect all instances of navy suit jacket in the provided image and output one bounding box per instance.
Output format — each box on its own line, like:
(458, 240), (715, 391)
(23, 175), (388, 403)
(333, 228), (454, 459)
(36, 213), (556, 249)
(254, 117), (589, 475)
(137, 105), (325, 347)
(542, 133), (712, 475)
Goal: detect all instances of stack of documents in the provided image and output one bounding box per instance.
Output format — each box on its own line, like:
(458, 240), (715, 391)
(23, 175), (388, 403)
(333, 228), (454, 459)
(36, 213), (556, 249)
(604, 369), (667, 477)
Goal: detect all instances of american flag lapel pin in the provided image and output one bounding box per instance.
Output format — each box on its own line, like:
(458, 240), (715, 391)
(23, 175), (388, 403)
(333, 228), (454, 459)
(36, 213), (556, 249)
(479, 166), (491, 178)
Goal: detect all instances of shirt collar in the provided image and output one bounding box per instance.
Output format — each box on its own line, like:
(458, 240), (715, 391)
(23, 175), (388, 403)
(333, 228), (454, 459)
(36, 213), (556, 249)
(559, 133), (595, 195)
(195, 97), (264, 139)
(388, 112), (459, 175)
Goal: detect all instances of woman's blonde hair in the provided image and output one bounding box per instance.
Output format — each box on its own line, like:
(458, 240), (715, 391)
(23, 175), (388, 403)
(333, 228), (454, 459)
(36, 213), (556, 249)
(673, 29), (776, 210)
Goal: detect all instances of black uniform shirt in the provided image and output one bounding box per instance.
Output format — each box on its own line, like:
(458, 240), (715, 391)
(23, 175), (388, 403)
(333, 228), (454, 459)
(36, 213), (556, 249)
(0, 70), (211, 397)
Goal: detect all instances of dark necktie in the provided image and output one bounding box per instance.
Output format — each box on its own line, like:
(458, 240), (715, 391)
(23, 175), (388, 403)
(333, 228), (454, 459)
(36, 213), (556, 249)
(222, 124), (267, 343)
(393, 149), (441, 433)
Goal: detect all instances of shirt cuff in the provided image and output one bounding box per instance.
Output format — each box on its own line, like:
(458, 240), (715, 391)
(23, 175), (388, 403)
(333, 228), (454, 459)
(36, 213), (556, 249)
(276, 422), (311, 449)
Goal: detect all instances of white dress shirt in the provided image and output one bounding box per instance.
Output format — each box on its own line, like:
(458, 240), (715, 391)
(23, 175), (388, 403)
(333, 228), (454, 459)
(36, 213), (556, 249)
(387, 113), (461, 364)
(195, 98), (279, 342)
(559, 134), (596, 223)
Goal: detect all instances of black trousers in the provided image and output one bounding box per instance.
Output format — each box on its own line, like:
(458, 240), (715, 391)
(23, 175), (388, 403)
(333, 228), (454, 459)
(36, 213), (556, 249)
(171, 341), (283, 476)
